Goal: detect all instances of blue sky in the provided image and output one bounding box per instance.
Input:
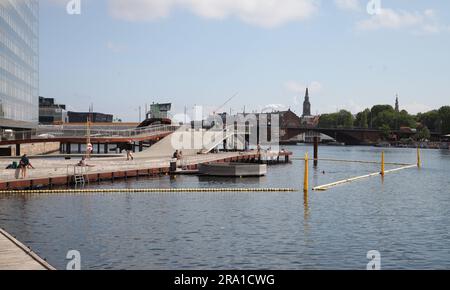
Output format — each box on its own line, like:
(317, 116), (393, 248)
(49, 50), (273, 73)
(40, 0), (450, 121)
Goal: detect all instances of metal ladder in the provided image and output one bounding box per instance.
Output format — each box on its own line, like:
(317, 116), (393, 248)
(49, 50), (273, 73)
(70, 165), (89, 187)
(74, 174), (85, 186)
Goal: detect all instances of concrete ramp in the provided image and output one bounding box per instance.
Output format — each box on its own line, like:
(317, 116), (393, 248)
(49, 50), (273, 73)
(135, 126), (233, 158)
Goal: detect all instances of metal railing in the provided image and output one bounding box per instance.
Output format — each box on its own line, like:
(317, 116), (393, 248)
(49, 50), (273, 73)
(1, 124), (181, 142)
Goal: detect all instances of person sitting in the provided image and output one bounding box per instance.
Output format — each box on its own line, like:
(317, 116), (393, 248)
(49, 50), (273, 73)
(77, 157), (87, 167)
(77, 157), (94, 167)
(5, 161), (18, 170)
(173, 150), (179, 159)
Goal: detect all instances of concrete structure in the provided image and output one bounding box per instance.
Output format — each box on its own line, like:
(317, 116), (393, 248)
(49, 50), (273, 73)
(199, 163), (267, 177)
(134, 125), (245, 158)
(0, 0), (39, 130)
(39, 97), (68, 124)
(0, 141), (60, 156)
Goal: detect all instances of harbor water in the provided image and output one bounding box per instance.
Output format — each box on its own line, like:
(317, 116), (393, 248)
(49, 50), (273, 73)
(0, 146), (449, 269)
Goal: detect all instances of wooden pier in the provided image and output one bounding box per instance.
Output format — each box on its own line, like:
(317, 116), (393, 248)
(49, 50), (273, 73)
(0, 228), (55, 270)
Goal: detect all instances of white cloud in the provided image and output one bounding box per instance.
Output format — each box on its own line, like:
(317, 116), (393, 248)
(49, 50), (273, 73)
(356, 8), (448, 34)
(261, 104), (289, 112)
(334, 0), (361, 12)
(108, 0), (319, 28)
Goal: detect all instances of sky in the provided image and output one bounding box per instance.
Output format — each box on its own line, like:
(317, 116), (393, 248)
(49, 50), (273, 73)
(39, 0), (450, 122)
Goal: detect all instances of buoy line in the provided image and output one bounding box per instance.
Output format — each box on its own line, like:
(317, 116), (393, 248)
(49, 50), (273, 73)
(291, 158), (412, 166)
(0, 188), (297, 195)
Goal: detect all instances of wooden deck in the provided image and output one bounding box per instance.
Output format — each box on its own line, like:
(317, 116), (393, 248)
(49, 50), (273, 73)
(0, 228), (55, 270)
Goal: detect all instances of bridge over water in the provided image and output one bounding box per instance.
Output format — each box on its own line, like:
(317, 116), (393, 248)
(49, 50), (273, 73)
(283, 127), (442, 145)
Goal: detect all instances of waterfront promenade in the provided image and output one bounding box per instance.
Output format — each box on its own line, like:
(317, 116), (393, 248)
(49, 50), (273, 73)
(0, 150), (291, 190)
(0, 228), (54, 270)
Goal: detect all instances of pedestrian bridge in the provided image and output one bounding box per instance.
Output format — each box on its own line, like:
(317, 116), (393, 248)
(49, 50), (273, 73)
(0, 124), (180, 146)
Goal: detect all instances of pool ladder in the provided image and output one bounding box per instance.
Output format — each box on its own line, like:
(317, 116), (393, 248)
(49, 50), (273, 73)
(69, 166), (90, 188)
(74, 174), (86, 186)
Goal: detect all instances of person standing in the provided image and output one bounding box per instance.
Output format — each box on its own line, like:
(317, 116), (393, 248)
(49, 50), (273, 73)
(18, 154), (34, 179)
(126, 141), (134, 161)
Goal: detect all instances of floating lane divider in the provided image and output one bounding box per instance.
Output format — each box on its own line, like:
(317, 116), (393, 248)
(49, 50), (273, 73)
(291, 158), (411, 166)
(0, 188), (297, 195)
(312, 164), (417, 192)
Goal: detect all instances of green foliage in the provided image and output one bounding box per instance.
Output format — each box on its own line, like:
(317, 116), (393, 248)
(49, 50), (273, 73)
(371, 105), (394, 118)
(397, 110), (416, 128)
(319, 110), (354, 128)
(319, 103), (450, 136)
(416, 106), (450, 134)
(380, 124), (391, 140)
(415, 126), (431, 141)
(355, 109), (370, 128)
(366, 105), (416, 130)
(318, 113), (337, 128)
(438, 106), (450, 134)
(416, 110), (440, 132)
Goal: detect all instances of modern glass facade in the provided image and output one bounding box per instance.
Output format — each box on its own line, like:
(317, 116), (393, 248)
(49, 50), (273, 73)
(0, 0), (39, 129)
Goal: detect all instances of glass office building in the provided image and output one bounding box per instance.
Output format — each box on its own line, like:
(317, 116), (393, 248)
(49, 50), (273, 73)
(0, 0), (39, 129)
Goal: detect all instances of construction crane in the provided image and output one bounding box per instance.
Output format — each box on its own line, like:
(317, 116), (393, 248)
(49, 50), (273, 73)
(212, 93), (238, 115)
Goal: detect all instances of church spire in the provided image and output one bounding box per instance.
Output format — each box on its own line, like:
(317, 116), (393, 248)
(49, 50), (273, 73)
(395, 94), (399, 112)
(302, 87), (311, 117)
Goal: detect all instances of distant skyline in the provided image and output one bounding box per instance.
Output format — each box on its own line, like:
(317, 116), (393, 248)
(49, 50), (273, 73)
(40, 0), (450, 121)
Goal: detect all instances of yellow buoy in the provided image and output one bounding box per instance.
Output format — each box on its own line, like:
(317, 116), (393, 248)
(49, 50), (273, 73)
(417, 147), (421, 168)
(304, 152), (309, 193)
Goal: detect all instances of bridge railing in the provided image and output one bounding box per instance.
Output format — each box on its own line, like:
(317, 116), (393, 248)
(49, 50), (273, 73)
(1, 124), (181, 142)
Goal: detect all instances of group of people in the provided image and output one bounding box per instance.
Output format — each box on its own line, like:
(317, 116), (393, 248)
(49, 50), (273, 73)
(7, 154), (35, 179)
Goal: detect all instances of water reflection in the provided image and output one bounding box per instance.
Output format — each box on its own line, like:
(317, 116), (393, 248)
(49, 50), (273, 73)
(1, 146), (450, 269)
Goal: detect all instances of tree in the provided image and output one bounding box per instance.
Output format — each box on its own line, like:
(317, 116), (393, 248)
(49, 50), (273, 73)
(373, 110), (395, 129)
(380, 124), (391, 140)
(318, 114), (337, 128)
(371, 105), (395, 118)
(365, 105), (416, 130)
(355, 109), (370, 128)
(415, 126), (431, 141)
(438, 106), (450, 135)
(416, 110), (440, 132)
(336, 110), (354, 128)
(318, 110), (354, 128)
(397, 110), (416, 129)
